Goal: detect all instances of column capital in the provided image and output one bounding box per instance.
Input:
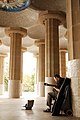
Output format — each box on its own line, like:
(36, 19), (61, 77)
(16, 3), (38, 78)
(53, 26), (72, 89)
(0, 53), (8, 57)
(33, 53), (39, 58)
(5, 27), (27, 37)
(39, 11), (66, 26)
(35, 39), (45, 47)
(21, 47), (27, 52)
(59, 48), (67, 53)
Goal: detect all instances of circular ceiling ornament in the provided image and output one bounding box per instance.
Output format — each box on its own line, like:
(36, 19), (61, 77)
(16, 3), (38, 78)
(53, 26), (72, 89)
(0, 0), (31, 12)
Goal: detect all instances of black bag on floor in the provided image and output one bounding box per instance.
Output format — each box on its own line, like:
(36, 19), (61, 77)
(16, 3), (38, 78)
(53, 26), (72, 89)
(23, 100), (34, 110)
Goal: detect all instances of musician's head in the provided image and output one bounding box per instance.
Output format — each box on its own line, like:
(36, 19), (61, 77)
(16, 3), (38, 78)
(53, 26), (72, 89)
(54, 74), (60, 82)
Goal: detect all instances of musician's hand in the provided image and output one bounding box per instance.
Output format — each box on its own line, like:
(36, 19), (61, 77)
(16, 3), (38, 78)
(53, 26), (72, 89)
(53, 87), (60, 92)
(52, 86), (56, 90)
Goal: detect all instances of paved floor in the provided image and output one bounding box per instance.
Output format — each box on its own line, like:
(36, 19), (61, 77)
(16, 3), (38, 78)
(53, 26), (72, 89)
(0, 92), (80, 120)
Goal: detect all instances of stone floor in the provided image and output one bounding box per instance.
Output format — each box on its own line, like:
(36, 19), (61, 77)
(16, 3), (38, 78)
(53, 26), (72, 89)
(0, 92), (80, 120)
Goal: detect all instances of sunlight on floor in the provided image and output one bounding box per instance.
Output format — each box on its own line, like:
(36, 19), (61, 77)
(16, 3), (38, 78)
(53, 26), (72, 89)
(0, 92), (37, 99)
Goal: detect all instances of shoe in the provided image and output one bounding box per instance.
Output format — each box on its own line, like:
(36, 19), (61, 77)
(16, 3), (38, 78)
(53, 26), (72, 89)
(43, 108), (51, 112)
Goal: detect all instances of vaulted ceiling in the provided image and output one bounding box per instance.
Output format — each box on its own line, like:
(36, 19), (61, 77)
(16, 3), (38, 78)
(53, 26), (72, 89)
(0, 0), (67, 55)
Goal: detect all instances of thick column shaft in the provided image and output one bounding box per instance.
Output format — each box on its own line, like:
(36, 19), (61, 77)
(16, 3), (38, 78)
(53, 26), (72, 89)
(66, 0), (80, 60)
(35, 40), (45, 97)
(9, 33), (22, 98)
(59, 49), (67, 77)
(20, 48), (27, 96)
(68, 59), (80, 117)
(45, 18), (60, 77)
(10, 33), (21, 80)
(0, 54), (7, 94)
(66, 0), (80, 117)
(5, 27), (27, 98)
(45, 18), (60, 98)
(34, 54), (39, 96)
(20, 51), (23, 96)
(39, 42), (45, 97)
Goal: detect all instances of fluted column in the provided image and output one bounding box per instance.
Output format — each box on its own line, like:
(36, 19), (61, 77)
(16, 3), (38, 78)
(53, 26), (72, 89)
(0, 53), (7, 95)
(39, 11), (66, 98)
(59, 49), (67, 77)
(66, 0), (80, 117)
(66, 0), (80, 60)
(45, 18), (60, 76)
(35, 40), (45, 97)
(5, 27), (27, 98)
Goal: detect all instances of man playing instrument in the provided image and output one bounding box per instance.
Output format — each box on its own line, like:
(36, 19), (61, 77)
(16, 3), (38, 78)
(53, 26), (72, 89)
(43, 74), (64, 112)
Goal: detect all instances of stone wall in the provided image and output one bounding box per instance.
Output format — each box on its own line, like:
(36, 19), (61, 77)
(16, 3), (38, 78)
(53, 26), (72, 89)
(68, 59), (80, 117)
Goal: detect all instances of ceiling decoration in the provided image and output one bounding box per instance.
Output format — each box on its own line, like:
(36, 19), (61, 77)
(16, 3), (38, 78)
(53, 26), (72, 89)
(0, 0), (31, 12)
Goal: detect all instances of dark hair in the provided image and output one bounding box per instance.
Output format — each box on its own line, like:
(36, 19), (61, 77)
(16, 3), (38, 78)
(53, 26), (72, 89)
(54, 74), (60, 78)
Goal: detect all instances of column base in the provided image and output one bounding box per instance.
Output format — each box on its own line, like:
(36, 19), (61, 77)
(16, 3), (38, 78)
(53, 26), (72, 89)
(45, 77), (54, 99)
(34, 83), (39, 97)
(20, 83), (23, 96)
(8, 80), (20, 98)
(39, 82), (45, 97)
(0, 84), (4, 95)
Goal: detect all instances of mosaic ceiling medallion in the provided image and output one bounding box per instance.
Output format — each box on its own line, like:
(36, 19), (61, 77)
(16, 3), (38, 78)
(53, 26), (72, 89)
(0, 0), (31, 12)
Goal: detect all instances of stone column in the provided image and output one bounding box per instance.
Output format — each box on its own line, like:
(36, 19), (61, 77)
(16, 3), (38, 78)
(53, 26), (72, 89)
(59, 49), (67, 77)
(35, 40), (45, 97)
(5, 27), (27, 98)
(66, 0), (80, 117)
(34, 53), (39, 96)
(39, 11), (66, 98)
(20, 47), (27, 96)
(0, 53), (7, 95)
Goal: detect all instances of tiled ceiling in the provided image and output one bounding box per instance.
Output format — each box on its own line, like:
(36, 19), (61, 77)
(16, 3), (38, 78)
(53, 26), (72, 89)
(0, 0), (67, 54)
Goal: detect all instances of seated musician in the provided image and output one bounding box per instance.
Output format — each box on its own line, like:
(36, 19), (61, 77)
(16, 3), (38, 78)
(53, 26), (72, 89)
(43, 74), (65, 112)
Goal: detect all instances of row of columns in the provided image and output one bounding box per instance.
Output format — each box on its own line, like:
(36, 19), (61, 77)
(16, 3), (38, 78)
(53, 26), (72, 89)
(0, 12), (67, 98)
(34, 47), (67, 98)
(0, 0), (79, 117)
(36, 2), (80, 117)
(37, 0), (80, 117)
